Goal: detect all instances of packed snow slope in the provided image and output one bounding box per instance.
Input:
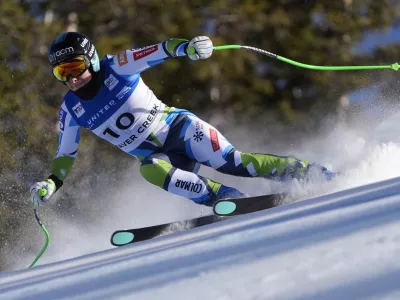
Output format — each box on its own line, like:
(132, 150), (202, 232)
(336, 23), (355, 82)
(1, 175), (400, 300)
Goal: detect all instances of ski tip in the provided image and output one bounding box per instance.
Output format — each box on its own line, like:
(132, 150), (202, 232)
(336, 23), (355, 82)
(111, 231), (134, 246)
(214, 201), (236, 215)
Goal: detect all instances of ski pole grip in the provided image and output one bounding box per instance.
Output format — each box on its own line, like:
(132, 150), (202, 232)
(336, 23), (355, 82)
(187, 46), (196, 55)
(38, 188), (47, 197)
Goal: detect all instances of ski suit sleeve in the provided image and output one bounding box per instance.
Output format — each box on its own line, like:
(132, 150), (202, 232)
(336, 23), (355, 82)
(110, 38), (189, 75)
(49, 102), (81, 188)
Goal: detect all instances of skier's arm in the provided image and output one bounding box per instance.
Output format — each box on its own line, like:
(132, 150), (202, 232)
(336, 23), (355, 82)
(50, 103), (81, 187)
(112, 36), (213, 75)
(30, 103), (80, 206)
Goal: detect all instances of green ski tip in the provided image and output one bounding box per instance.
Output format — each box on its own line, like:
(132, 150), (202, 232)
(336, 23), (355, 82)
(112, 232), (134, 245)
(215, 201), (237, 215)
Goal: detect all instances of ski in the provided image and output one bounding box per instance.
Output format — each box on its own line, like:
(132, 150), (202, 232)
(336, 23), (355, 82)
(110, 214), (228, 246)
(213, 193), (287, 216)
(111, 193), (287, 246)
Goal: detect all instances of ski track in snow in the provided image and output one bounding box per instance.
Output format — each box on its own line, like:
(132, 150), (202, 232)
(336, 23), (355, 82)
(2, 107), (400, 299)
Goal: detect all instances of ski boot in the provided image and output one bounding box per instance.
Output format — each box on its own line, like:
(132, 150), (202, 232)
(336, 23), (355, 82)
(269, 158), (337, 182)
(201, 185), (247, 207)
(217, 185), (247, 200)
(305, 163), (337, 181)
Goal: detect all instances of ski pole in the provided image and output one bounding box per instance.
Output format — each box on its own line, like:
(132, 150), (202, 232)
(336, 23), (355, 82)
(29, 189), (50, 268)
(206, 45), (399, 71)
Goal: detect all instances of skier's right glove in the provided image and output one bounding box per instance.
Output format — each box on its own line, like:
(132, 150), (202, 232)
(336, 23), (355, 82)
(29, 179), (56, 206)
(186, 36), (213, 60)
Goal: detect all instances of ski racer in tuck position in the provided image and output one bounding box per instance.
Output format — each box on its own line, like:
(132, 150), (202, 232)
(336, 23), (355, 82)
(29, 32), (335, 207)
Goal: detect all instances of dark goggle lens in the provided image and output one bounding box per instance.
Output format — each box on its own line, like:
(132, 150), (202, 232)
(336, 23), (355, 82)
(52, 56), (89, 82)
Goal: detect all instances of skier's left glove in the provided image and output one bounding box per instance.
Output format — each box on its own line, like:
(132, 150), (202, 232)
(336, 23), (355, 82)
(29, 179), (56, 206)
(186, 36), (213, 60)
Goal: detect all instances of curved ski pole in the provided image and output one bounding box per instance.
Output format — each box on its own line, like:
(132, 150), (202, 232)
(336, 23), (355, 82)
(29, 203), (50, 268)
(212, 45), (399, 71)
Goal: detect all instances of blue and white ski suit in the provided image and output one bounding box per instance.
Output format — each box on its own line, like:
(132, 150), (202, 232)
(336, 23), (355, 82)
(52, 38), (309, 205)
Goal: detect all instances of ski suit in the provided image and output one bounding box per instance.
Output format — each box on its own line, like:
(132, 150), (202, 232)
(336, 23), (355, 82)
(52, 38), (309, 205)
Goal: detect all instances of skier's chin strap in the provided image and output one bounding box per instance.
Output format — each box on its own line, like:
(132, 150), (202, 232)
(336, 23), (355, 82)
(71, 66), (105, 100)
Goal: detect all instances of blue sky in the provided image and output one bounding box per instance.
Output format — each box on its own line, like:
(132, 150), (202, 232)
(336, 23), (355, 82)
(356, 26), (400, 54)
(349, 25), (400, 105)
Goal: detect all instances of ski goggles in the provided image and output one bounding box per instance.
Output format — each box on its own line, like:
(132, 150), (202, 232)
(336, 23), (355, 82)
(52, 55), (90, 82)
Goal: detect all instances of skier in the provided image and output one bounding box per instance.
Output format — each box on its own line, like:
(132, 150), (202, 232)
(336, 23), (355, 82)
(29, 32), (334, 207)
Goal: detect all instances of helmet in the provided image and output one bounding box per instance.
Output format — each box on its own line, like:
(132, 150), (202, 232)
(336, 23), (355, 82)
(48, 32), (100, 73)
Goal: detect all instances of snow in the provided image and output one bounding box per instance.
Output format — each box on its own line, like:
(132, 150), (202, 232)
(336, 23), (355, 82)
(1, 175), (400, 299)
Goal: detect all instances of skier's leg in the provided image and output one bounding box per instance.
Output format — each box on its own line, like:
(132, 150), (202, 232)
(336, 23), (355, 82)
(163, 112), (332, 181)
(160, 112), (248, 201)
(139, 152), (223, 206)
